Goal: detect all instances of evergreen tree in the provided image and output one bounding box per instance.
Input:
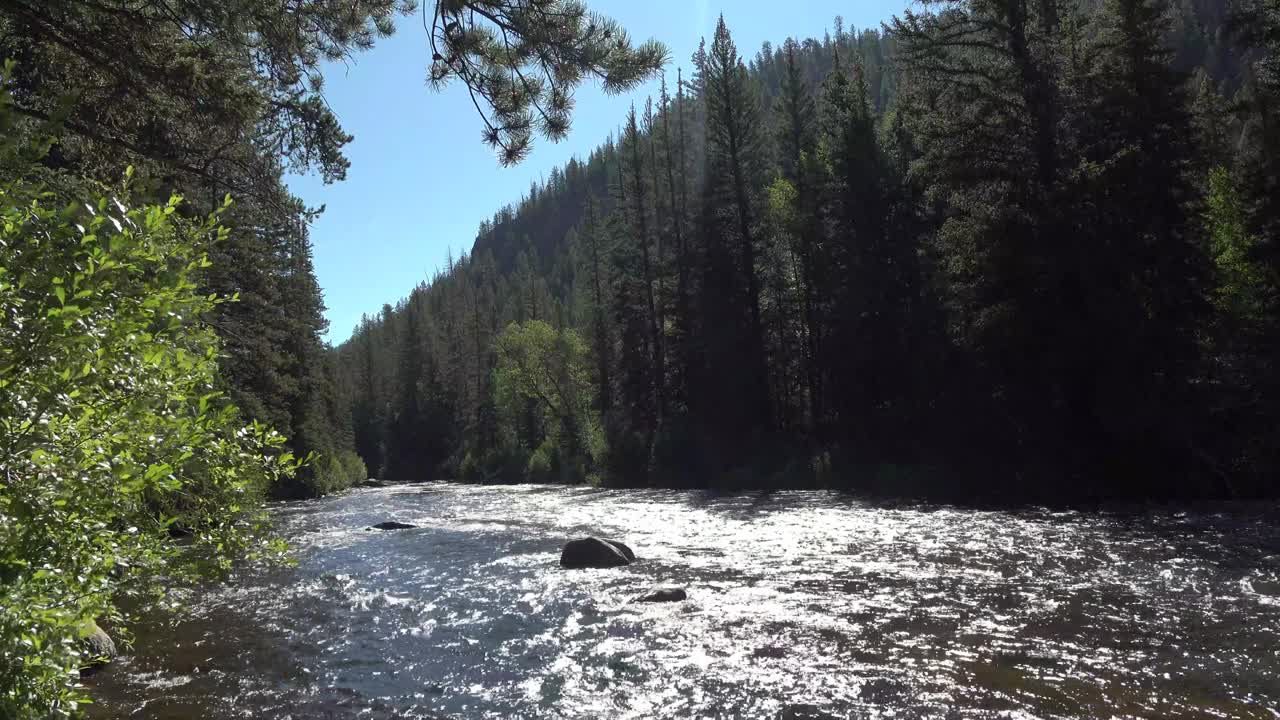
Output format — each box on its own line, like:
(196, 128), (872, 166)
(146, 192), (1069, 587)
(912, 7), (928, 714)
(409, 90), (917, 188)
(1216, 0), (1280, 485)
(774, 39), (825, 431)
(578, 195), (615, 417)
(644, 98), (671, 431)
(427, 0), (668, 164)
(893, 0), (1079, 482)
(1072, 0), (1209, 486)
(819, 54), (920, 457)
(659, 74), (695, 411)
(698, 16), (774, 449)
(624, 106), (664, 440)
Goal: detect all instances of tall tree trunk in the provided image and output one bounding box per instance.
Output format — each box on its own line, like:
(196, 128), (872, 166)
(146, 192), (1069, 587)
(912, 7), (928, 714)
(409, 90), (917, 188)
(583, 196), (613, 414)
(626, 112), (664, 440)
(719, 83), (772, 428)
(646, 102), (669, 424)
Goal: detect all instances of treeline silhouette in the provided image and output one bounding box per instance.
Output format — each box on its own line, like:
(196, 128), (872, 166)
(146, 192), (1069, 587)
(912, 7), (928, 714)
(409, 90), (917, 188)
(335, 0), (1280, 501)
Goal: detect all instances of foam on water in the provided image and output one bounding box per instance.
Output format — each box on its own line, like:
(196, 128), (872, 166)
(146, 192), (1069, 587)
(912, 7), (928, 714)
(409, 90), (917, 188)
(87, 484), (1280, 719)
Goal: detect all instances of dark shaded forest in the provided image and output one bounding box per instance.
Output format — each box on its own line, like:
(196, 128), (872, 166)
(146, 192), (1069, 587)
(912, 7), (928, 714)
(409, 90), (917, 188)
(335, 0), (1280, 501)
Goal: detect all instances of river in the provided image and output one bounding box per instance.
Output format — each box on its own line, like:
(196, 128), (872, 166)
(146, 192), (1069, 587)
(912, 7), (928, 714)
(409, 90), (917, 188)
(86, 483), (1280, 719)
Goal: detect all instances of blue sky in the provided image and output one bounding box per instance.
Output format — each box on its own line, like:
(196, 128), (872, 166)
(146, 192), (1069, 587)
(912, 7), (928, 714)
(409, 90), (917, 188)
(287, 0), (907, 343)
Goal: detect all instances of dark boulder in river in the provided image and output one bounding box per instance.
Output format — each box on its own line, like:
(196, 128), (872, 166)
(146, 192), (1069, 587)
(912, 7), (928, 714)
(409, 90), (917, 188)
(560, 537), (634, 568)
(80, 619), (117, 671)
(604, 539), (635, 562)
(358, 480), (388, 489)
(368, 521), (417, 531)
(637, 586), (687, 603)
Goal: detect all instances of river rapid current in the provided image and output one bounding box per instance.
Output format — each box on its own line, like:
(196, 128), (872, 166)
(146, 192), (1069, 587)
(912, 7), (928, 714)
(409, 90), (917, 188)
(86, 483), (1280, 719)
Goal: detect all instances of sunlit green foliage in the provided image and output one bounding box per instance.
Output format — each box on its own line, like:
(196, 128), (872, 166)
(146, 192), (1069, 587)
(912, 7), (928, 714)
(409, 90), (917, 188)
(1205, 166), (1270, 324)
(0, 78), (293, 717)
(493, 320), (599, 483)
(301, 450), (370, 497)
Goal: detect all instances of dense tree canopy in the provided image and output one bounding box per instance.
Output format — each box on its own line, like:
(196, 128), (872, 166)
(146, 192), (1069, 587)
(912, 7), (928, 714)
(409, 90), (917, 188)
(338, 2), (1279, 500)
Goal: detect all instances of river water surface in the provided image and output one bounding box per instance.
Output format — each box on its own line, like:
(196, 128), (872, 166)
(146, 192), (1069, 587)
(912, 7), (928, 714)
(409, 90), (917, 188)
(87, 484), (1280, 719)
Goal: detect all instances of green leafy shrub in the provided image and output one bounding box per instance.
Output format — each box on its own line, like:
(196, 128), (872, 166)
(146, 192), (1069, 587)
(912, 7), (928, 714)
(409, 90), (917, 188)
(0, 69), (293, 718)
(307, 456), (350, 497)
(338, 451), (368, 486)
(457, 442), (529, 484)
(288, 450), (368, 498)
(525, 440), (556, 483)
(459, 451), (480, 482)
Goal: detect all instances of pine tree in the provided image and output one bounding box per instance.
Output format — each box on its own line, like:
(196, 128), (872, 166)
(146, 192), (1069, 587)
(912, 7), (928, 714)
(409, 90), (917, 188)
(659, 74), (694, 410)
(622, 107), (661, 429)
(700, 16), (774, 440)
(893, 0), (1076, 480)
(427, 0), (668, 164)
(643, 99), (670, 429)
(777, 41), (818, 183)
(775, 39), (824, 432)
(1070, 0), (1208, 486)
(1219, 0), (1280, 485)
(579, 195), (614, 416)
(606, 130), (654, 478)
(1232, 0), (1280, 283)
(820, 54), (918, 456)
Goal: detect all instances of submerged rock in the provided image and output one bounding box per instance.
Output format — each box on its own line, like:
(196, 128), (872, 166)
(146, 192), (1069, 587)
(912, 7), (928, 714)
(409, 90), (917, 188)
(368, 521), (417, 531)
(637, 586), (687, 603)
(560, 537), (634, 568)
(359, 480), (388, 489)
(80, 620), (117, 672)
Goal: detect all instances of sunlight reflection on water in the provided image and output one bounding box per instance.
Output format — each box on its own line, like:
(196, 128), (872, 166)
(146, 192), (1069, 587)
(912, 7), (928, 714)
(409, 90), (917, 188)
(88, 484), (1280, 719)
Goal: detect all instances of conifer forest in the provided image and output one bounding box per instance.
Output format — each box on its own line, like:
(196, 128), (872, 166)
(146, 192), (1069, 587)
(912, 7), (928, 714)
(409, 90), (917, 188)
(338, 1), (1280, 502)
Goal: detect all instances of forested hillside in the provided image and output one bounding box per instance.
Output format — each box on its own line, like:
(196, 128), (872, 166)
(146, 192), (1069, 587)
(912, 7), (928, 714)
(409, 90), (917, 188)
(337, 0), (1280, 500)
